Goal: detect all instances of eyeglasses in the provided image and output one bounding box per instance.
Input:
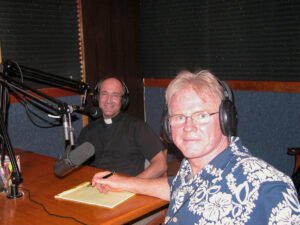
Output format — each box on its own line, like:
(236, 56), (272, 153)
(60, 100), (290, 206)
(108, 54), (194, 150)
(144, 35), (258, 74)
(169, 111), (219, 127)
(100, 91), (123, 100)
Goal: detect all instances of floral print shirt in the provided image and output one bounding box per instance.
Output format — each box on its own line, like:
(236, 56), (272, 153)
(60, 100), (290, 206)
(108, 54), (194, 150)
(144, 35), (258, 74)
(165, 137), (300, 225)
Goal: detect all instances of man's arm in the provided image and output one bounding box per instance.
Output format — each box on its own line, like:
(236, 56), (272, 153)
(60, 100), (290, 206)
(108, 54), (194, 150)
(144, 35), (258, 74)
(92, 171), (171, 201)
(137, 150), (168, 178)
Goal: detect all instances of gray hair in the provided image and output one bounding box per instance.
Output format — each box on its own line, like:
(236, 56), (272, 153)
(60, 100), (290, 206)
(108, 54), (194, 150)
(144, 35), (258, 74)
(165, 70), (224, 110)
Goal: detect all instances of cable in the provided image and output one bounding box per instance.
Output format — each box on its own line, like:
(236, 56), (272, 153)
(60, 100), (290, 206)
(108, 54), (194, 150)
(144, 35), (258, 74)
(4, 80), (61, 128)
(6, 60), (24, 83)
(23, 101), (61, 128)
(21, 187), (87, 225)
(4, 61), (62, 128)
(15, 94), (61, 128)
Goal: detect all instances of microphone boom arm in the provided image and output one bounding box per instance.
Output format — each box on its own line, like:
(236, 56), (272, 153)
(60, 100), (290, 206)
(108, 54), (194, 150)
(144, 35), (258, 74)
(4, 61), (89, 96)
(0, 60), (90, 198)
(2, 75), (70, 115)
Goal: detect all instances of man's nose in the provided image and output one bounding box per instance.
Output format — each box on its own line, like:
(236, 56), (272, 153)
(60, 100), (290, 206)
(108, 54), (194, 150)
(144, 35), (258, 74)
(183, 117), (194, 131)
(105, 94), (114, 102)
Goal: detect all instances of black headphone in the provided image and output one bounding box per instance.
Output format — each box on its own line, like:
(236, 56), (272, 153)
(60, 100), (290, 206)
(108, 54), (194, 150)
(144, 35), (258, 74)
(218, 80), (237, 137)
(92, 77), (130, 111)
(162, 79), (237, 143)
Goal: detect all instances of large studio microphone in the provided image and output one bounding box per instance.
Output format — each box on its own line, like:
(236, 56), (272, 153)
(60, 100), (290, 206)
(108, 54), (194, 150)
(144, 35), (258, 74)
(72, 105), (101, 119)
(54, 142), (95, 177)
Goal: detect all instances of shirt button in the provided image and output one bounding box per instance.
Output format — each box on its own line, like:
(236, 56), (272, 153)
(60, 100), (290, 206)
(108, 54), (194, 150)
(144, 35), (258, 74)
(173, 217), (178, 223)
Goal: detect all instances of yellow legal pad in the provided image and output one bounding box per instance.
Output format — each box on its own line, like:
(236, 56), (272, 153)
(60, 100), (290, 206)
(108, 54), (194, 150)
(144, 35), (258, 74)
(55, 182), (135, 208)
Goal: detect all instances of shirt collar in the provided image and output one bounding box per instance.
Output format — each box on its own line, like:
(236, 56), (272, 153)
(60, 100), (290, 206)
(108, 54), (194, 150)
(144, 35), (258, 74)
(102, 112), (124, 125)
(179, 139), (241, 184)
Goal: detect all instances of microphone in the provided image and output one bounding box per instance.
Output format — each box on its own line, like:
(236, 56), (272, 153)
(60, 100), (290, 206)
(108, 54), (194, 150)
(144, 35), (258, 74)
(54, 142), (95, 177)
(72, 105), (101, 119)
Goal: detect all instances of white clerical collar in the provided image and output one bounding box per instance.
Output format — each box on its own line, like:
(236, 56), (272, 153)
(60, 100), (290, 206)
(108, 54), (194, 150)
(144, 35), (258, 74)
(104, 118), (112, 124)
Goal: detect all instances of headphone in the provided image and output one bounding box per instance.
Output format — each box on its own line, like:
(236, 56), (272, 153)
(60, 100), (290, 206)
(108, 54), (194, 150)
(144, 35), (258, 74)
(92, 77), (130, 111)
(162, 79), (237, 143)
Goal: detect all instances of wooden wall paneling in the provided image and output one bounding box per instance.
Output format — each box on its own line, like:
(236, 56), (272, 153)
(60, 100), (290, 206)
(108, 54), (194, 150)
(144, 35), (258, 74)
(79, 0), (143, 120)
(77, 0), (89, 126)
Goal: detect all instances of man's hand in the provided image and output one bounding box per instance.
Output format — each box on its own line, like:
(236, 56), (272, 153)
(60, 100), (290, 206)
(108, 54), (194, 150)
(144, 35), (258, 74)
(92, 171), (126, 193)
(92, 171), (171, 201)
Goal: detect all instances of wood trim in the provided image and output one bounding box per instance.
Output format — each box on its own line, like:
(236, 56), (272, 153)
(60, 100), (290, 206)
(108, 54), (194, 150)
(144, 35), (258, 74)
(144, 78), (173, 88)
(228, 80), (300, 93)
(10, 87), (79, 104)
(144, 78), (300, 93)
(76, 0), (88, 127)
(77, 0), (86, 84)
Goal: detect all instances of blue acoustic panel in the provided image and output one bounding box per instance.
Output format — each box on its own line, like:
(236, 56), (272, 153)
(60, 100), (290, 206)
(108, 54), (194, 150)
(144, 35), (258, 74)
(144, 87), (166, 135)
(7, 95), (83, 158)
(145, 87), (300, 176)
(234, 91), (300, 176)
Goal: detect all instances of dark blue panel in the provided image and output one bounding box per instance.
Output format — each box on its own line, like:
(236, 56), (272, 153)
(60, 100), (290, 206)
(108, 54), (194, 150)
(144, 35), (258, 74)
(7, 95), (83, 158)
(234, 91), (300, 176)
(145, 87), (300, 176)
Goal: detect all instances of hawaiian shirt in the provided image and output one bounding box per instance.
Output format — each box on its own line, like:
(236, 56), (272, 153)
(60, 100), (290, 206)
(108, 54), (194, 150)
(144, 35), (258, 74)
(165, 137), (300, 225)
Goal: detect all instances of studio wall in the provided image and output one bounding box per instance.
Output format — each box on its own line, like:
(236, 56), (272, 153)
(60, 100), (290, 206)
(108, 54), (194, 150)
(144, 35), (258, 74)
(144, 86), (300, 176)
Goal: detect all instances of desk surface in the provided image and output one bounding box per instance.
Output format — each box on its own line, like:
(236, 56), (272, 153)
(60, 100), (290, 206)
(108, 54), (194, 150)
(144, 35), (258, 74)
(0, 151), (168, 225)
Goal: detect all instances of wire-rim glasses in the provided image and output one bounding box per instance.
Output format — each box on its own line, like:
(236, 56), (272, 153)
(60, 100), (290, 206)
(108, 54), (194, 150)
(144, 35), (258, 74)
(169, 111), (219, 127)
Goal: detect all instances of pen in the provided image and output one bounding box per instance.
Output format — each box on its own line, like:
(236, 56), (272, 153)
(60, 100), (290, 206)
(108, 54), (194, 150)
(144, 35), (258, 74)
(102, 171), (115, 179)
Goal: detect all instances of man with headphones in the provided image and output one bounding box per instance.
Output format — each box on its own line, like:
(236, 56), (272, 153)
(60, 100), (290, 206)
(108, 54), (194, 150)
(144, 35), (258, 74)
(76, 77), (167, 178)
(92, 70), (300, 224)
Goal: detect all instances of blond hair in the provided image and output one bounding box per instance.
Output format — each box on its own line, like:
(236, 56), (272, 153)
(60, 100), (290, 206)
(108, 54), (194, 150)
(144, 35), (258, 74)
(165, 70), (224, 111)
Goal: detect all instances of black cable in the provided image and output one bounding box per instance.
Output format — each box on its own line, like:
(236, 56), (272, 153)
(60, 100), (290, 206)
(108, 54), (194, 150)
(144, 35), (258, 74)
(5, 60), (62, 128)
(6, 60), (24, 83)
(23, 100), (62, 128)
(11, 92), (61, 128)
(4, 79), (61, 128)
(21, 187), (87, 225)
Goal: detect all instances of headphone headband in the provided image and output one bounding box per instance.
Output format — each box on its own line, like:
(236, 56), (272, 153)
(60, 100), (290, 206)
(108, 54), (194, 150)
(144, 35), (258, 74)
(218, 80), (233, 102)
(161, 79), (237, 143)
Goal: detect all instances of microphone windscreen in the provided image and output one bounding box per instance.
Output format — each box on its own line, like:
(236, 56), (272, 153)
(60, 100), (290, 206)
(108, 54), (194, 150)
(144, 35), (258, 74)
(69, 142), (95, 166)
(54, 142), (95, 177)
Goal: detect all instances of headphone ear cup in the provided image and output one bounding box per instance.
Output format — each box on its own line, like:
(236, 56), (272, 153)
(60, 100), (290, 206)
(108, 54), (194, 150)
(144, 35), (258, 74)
(163, 116), (173, 143)
(120, 80), (129, 111)
(92, 86), (99, 107)
(219, 99), (237, 137)
(161, 107), (173, 143)
(121, 93), (129, 111)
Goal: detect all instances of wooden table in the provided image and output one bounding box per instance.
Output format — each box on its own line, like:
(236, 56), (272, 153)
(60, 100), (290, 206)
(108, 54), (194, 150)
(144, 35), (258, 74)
(0, 151), (168, 225)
